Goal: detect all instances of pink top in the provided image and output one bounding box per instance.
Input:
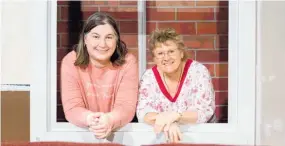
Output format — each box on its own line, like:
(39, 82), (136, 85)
(136, 59), (215, 123)
(61, 51), (138, 129)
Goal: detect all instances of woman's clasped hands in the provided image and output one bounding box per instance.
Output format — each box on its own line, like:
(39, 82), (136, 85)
(86, 112), (113, 139)
(150, 111), (183, 143)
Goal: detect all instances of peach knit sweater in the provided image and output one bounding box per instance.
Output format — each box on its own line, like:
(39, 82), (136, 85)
(60, 51), (138, 129)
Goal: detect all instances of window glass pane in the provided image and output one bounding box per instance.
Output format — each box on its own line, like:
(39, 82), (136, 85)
(145, 0), (229, 123)
(56, 0), (138, 122)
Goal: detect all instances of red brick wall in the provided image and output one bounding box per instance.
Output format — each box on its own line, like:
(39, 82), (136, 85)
(57, 0), (228, 123)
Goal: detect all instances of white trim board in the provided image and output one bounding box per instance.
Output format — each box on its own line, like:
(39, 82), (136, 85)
(1, 84), (30, 91)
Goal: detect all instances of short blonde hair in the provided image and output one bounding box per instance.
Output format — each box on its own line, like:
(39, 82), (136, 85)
(148, 28), (187, 60)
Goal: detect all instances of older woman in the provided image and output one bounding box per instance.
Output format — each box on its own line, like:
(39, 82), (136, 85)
(136, 28), (216, 143)
(61, 12), (138, 139)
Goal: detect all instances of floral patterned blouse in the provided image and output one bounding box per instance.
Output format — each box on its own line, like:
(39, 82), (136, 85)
(136, 59), (216, 123)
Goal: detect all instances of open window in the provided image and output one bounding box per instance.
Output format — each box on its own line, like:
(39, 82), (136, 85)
(31, 1), (257, 145)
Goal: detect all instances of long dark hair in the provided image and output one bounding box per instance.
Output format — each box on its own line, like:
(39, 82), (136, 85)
(74, 12), (128, 68)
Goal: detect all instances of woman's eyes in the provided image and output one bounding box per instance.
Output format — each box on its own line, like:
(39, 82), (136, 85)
(92, 36), (100, 39)
(92, 36), (114, 40)
(106, 36), (113, 39)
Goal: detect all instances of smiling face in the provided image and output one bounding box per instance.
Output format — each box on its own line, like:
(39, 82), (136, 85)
(153, 40), (184, 74)
(84, 23), (117, 65)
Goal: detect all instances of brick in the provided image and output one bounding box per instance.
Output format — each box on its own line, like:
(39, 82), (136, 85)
(146, 22), (157, 35)
(57, 21), (68, 33)
(81, 6), (99, 12)
(146, 35), (150, 48)
(203, 64), (215, 76)
(57, 21), (81, 34)
(61, 1), (87, 20)
(57, 1), (69, 5)
(216, 22), (229, 35)
(215, 63), (228, 77)
(57, 91), (62, 105)
(157, 22), (196, 35)
(81, 1), (107, 5)
(57, 76), (61, 91)
(146, 50), (154, 61)
(82, 11), (96, 20)
(215, 106), (228, 122)
(57, 61), (62, 76)
(147, 8), (175, 21)
(121, 34), (138, 48)
(196, 0), (228, 7)
(60, 33), (68, 47)
(212, 77), (228, 90)
(57, 74), (61, 86)
(216, 35), (228, 49)
(183, 36), (215, 49)
(57, 49), (70, 61)
(60, 6), (69, 20)
(184, 50), (195, 60)
(215, 91), (228, 105)
(146, 1), (195, 7)
(216, 7), (228, 20)
(106, 1), (120, 6)
(196, 50), (228, 62)
(57, 6), (61, 21)
(177, 8), (214, 21)
(120, 21), (138, 34)
(197, 22), (228, 35)
(60, 33), (81, 47)
(100, 7), (138, 20)
(57, 34), (60, 47)
(120, 1), (137, 5)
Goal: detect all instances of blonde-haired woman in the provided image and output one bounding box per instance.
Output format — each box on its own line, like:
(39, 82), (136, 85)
(136, 28), (216, 143)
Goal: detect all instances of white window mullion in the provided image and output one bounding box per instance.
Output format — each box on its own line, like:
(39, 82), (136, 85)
(138, 0), (147, 77)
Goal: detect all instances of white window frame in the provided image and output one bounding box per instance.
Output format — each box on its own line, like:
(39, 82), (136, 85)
(31, 0), (257, 145)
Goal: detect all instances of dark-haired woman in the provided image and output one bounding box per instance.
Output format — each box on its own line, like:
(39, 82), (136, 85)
(60, 12), (138, 139)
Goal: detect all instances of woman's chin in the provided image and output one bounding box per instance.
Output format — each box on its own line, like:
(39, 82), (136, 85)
(91, 54), (111, 62)
(161, 67), (177, 74)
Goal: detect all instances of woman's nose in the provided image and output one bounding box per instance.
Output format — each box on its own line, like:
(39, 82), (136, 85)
(98, 38), (106, 47)
(163, 53), (171, 60)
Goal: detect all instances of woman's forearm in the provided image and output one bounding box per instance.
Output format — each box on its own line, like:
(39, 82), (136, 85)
(177, 111), (198, 124)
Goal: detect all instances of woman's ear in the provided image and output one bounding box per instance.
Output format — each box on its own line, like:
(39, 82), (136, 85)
(180, 50), (184, 60)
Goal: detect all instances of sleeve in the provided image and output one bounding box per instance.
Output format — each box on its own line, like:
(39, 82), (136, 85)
(108, 56), (139, 129)
(136, 71), (159, 123)
(188, 65), (216, 123)
(60, 59), (92, 128)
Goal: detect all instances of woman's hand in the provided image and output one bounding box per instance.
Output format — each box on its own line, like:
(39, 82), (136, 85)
(89, 113), (113, 139)
(164, 122), (182, 143)
(151, 111), (181, 133)
(86, 112), (103, 127)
